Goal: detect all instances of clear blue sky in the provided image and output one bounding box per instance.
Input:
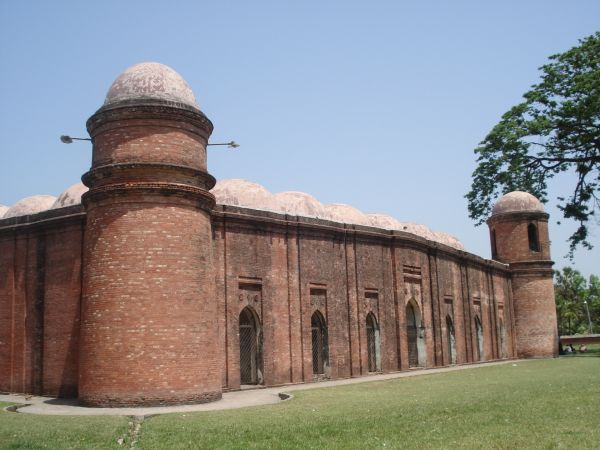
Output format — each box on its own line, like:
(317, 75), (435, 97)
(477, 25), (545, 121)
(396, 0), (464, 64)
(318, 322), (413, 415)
(1, 1), (598, 278)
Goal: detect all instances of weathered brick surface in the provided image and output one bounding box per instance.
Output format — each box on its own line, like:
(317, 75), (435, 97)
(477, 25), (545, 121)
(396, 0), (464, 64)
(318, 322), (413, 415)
(0, 215), (83, 396)
(208, 213), (518, 391)
(42, 224), (82, 397)
(77, 101), (220, 407)
(0, 103), (558, 403)
(489, 211), (557, 358)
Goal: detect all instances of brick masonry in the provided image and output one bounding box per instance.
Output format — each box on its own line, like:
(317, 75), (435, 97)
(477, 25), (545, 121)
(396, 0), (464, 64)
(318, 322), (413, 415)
(0, 100), (558, 405)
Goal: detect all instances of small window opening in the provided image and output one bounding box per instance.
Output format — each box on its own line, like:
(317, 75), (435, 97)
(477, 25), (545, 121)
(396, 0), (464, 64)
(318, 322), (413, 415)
(311, 311), (329, 376)
(528, 223), (540, 252)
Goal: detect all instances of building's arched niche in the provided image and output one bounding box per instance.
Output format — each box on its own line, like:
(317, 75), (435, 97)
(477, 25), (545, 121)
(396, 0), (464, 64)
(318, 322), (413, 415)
(406, 300), (426, 367)
(528, 223), (540, 252)
(474, 316), (484, 362)
(311, 311), (329, 377)
(499, 319), (507, 358)
(239, 307), (263, 385)
(491, 228), (498, 259)
(446, 315), (457, 365)
(366, 312), (381, 373)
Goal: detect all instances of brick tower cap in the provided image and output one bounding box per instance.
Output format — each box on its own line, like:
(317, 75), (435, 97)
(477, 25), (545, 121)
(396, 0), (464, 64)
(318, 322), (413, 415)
(104, 62), (199, 110)
(491, 191), (544, 216)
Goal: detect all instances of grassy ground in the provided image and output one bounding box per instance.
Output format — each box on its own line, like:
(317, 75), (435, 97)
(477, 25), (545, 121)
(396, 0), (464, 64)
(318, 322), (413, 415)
(1, 357), (599, 449)
(0, 403), (129, 449)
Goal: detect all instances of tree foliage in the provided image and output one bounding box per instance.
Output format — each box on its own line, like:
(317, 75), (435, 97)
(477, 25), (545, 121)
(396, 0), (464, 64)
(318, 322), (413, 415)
(554, 267), (599, 335)
(467, 32), (600, 256)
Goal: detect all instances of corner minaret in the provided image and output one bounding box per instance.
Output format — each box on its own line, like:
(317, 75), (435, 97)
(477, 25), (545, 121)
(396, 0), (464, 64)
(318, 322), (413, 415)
(487, 191), (558, 358)
(79, 63), (221, 406)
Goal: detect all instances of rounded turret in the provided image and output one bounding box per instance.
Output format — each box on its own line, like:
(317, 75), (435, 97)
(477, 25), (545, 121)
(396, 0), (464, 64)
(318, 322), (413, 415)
(487, 191), (557, 358)
(78, 63), (220, 406)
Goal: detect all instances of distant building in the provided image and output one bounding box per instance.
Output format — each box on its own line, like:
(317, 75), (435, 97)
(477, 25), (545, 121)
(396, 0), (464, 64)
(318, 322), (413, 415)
(0, 63), (558, 407)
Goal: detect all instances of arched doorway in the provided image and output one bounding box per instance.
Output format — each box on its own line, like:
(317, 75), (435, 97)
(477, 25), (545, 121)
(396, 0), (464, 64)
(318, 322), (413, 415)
(366, 312), (381, 373)
(239, 307), (263, 385)
(311, 311), (329, 376)
(499, 319), (507, 358)
(406, 301), (425, 367)
(475, 316), (484, 362)
(446, 316), (457, 365)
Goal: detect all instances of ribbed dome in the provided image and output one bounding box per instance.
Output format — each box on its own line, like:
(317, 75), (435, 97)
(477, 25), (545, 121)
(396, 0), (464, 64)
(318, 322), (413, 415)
(3, 195), (56, 219)
(51, 182), (88, 209)
(104, 62), (198, 109)
(434, 231), (465, 250)
(397, 222), (438, 242)
(274, 191), (326, 218)
(209, 179), (464, 250)
(324, 203), (371, 226)
(211, 179), (279, 212)
(367, 213), (404, 230)
(491, 191), (544, 216)
(0, 205), (8, 218)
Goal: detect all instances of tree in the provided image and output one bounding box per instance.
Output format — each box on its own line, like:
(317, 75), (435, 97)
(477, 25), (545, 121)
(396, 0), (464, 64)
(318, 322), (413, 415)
(554, 267), (587, 335)
(554, 267), (599, 335)
(467, 32), (600, 256)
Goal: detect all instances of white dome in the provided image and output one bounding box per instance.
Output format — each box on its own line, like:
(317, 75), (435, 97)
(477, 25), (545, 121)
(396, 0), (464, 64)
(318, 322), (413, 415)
(52, 182), (88, 209)
(324, 203), (371, 226)
(274, 191), (326, 218)
(210, 179), (464, 249)
(433, 231), (465, 250)
(0, 204), (8, 218)
(367, 213), (404, 230)
(491, 191), (544, 216)
(104, 62), (198, 109)
(397, 222), (438, 241)
(4, 195), (56, 219)
(211, 179), (279, 212)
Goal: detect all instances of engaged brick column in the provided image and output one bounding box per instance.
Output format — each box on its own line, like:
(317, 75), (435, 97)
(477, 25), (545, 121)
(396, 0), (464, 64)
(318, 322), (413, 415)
(487, 193), (558, 359)
(79, 101), (221, 406)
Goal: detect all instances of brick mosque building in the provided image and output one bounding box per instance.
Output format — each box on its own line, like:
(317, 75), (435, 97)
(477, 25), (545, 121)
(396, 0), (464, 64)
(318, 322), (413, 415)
(0, 63), (558, 407)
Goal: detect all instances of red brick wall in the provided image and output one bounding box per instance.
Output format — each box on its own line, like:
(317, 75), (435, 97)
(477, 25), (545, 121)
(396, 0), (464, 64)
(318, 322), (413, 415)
(212, 209), (516, 391)
(4, 203), (555, 402)
(0, 213), (83, 396)
(79, 196), (220, 406)
(489, 211), (557, 358)
(78, 102), (219, 407)
(511, 273), (558, 358)
(42, 223), (82, 397)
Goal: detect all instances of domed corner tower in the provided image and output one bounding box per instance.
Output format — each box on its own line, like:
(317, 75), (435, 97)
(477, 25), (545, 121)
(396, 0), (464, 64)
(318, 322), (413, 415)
(79, 62), (221, 407)
(487, 191), (558, 359)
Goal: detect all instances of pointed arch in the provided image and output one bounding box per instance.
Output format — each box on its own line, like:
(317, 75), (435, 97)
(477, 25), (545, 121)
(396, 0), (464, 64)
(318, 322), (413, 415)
(499, 319), (507, 358)
(239, 306), (263, 385)
(406, 300), (426, 367)
(446, 315), (457, 365)
(491, 228), (498, 259)
(528, 223), (540, 252)
(311, 310), (329, 376)
(366, 312), (381, 372)
(474, 315), (484, 362)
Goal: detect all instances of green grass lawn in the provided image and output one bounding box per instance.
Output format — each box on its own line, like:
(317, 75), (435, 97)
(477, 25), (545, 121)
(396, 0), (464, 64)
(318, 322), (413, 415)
(1, 357), (599, 449)
(0, 403), (129, 449)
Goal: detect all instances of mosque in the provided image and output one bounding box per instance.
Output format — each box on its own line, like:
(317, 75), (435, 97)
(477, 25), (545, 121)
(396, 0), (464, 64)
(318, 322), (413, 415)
(0, 63), (558, 407)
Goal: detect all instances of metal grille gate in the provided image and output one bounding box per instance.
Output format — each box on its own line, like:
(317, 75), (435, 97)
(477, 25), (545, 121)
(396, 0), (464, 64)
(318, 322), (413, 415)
(239, 308), (258, 384)
(407, 304), (419, 367)
(366, 315), (378, 372)
(311, 312), (328, 375)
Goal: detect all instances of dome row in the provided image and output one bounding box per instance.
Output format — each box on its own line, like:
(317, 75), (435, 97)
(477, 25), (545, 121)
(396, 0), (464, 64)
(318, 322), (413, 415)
(0, 183), (89, 219)
(211, 179), (465, 250)
(0, 181), (544, 251)
(0, 179), (462, 249)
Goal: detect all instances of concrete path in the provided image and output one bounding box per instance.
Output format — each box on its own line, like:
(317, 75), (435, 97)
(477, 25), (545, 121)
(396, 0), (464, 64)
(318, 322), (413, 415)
(2, 360), (520, 416)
